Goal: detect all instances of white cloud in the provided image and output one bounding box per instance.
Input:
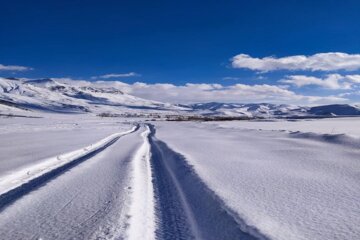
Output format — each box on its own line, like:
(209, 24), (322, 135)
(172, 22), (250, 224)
(53, 78), (348, 104)
(222, 77), (240, 80)
(91, 72), (140, 79)
(280, 74), (360, 90)
(0, 64), (32, 71)
(256, 75), (267, 80)
(345, 74), (360, 83)
(231, 52), (360, 72)
(338, 91), (360, 97)
(123, 82), (347, 104)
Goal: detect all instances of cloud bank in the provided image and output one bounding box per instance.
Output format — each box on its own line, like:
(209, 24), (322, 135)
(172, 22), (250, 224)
(280, 74), (360, 90)
(231, 52), (360, 72)
(56, 78), (347, 105)
(123, 82), (345, 104)
(0, 64), (32, 71)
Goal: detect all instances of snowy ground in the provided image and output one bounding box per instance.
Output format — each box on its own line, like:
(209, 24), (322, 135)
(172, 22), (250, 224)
(0, 115), (132, 175)
(207, 117), (360, 137)
(0, 115), (359, 240)
(154, 119), (360, 240)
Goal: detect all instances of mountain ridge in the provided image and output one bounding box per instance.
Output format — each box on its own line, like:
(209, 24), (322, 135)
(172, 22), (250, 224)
(1, 77), (359, 118)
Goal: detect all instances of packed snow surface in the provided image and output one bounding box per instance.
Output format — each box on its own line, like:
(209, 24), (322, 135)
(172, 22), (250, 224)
(0, 114), (359, 240)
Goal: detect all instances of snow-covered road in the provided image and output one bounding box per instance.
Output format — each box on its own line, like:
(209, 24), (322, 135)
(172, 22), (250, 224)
(0, 116), (359, 240)
(0, 115), (131, 175)
(0, 125), (145, 239)
(0, 120), (258, 240)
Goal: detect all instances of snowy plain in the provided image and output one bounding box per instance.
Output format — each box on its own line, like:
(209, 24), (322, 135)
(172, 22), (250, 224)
(208, 117), (360, 137)
(0, 114), (359, 240)
(154, 119), (360, 240)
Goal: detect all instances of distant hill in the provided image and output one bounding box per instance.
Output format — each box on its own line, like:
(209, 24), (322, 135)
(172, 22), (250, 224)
(309, 104), (360, 116)
(0, 77), (185, 115)
(187, 102), (360, 118)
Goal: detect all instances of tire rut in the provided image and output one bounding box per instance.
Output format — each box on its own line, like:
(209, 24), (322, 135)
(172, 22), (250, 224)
(0, 124), (139, 212)
(148, 124), (267, 240)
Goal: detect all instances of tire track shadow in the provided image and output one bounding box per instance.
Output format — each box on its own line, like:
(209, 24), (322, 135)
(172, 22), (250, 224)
(148, 124), (268, 240)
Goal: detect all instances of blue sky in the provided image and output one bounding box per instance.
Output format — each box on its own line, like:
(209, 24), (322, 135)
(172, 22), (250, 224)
(1, 0), (360, 104)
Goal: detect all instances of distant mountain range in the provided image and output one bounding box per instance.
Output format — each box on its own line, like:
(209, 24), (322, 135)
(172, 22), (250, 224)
(1, 77), (360, 118)
(188, 102), (360, 118)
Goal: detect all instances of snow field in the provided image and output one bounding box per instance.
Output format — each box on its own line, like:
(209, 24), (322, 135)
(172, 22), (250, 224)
(0, 115), (359, 240)
(154, 121), (360, 240)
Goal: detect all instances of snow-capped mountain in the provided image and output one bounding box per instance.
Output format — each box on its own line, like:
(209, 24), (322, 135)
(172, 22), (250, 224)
(0, 77), (185, 115)
(189, 102), (308, 117)
(1, 77), (359, 118)
(308, 104), (360, 116)
(188, 102), (360, 118)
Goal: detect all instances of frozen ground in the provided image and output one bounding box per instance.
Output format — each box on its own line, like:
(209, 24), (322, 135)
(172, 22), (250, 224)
(0, 115), (359, 240)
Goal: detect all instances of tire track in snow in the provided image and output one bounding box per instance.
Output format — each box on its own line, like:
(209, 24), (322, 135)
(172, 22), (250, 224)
(127, 124), (156, 240)
(148, 124), (267, 240)
(0, 124), (139, 211)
